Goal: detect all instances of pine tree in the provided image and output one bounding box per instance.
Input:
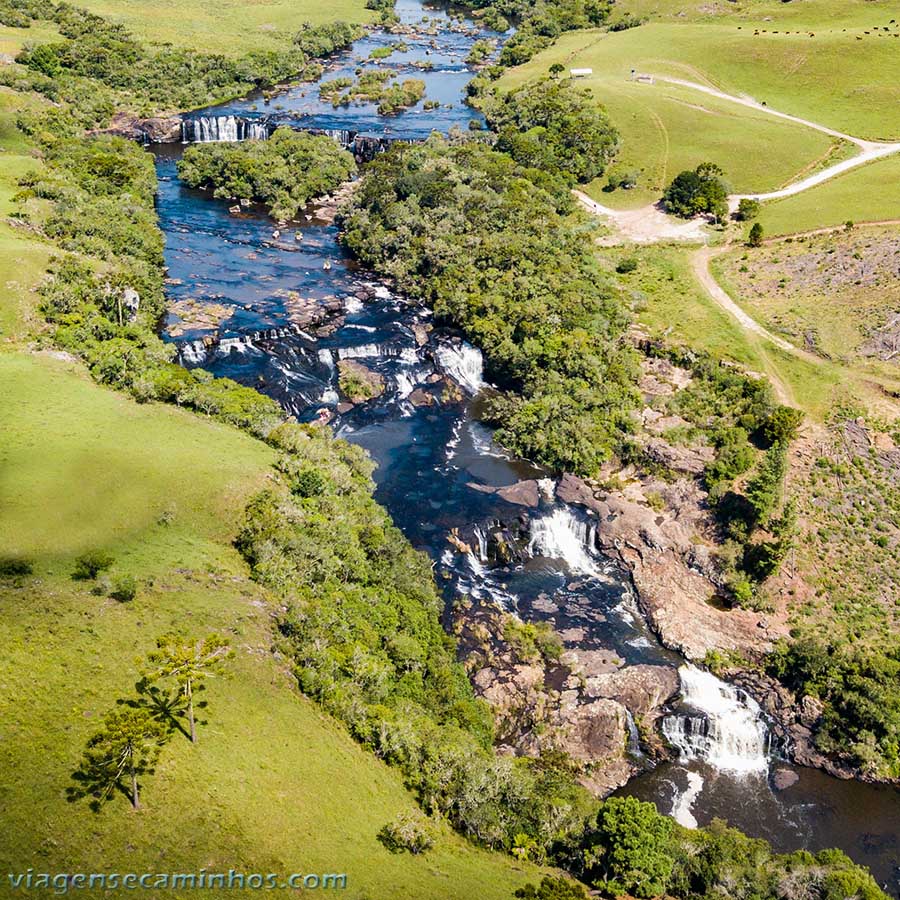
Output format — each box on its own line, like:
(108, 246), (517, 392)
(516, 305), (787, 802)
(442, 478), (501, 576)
(143, 633), (232, 744)
(72, 707), (167, 810)
(748, 221), (764, 247)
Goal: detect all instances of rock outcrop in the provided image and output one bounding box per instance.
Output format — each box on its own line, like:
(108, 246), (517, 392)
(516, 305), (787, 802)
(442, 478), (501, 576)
(454, 597), (678, 797)
(337, 359), (384, 404)
(556, 473), (778, 660)
(97, 113), (182, 143)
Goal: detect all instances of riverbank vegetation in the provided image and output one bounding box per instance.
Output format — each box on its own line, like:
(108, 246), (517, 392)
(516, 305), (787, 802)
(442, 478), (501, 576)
(481, 76), (618, 184)
(177, 127), (356, 220)
(319, 70), (426, 114)
(516, 796), (888, 900)
(7, 1), (361, 116)
(341, 136), (639, 475)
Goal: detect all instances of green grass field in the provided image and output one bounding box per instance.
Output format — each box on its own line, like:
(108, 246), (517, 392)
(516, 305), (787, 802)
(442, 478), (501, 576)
(73, 0), (376, 55)
(0, 353), (275, 566)
(587, 0), (900, 140)
(604, 244), (767, 367)
(0, 353), (541, 898)
(502, 0), (899, 209)
(570, 74), (844, 209)
(757, 154), (900, 236)
(0, 19), (59, 56)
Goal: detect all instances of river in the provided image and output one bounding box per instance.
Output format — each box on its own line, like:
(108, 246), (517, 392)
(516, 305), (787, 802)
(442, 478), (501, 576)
(150, 0), (899, 892)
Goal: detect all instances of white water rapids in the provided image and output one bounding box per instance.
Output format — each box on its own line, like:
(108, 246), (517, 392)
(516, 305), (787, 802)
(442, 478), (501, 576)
(663, 665), (770, 774)
(528, 508), (600, 576)
(433, 341), (484, 395)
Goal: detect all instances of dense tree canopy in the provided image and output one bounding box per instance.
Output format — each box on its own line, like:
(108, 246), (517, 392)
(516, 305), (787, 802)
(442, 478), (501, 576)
(768, 637), (900, 778)
(177, 128), (357, 220)
(484, 78), (619, 183)
(340, 137), (639, 474)
(663, 162), (729, 221)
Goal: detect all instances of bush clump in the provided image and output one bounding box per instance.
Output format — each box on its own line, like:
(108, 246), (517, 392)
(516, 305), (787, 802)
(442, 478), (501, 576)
(377, 814), (435, 855)
(109, 575), (138, 603)
(177, 128), (356, 221)
(0, 557), (33, 578)
(72, 550), (115, 580)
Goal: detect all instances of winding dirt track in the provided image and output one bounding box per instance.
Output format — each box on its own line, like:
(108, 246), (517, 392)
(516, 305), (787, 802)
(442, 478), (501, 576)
(576, 78), (900, 405)
(581, 76), (900, 225)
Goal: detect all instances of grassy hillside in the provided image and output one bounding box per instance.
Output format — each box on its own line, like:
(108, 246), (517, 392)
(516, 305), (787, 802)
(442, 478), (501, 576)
(757, 154), (900, 236)
(499, 0), (898, 210)
(0, 3), (543, 896)
(511, 54), (843, 209)
(69, 0), (376, 55)
(589, 0), (898, 139)
(0, 294), (538, 900)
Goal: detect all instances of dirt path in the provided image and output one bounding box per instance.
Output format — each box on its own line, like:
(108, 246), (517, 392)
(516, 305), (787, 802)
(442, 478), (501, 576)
(691, 247), (794, 349)
(574, 190), (709, 243)
(581, 76), (900, 236)
(761, 219), (900, 244)
(649, 76), (900, 211)
(690, 246), (825, 406)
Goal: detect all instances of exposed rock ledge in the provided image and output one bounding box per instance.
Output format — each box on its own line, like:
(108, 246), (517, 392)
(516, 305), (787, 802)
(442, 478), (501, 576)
(95, 112), (182, 143)
(453, 598), (678, 797)
(556, 473), (780, 661)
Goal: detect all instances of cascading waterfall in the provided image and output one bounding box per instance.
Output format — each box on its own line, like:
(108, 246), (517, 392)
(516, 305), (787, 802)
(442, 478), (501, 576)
(182, 115), (270, 143)
(176, 324), (308, 365)
(433, 341), (484, 395)
(337, 342), (409, 360)
(662, 665), (769, 774)
(528, 508), (600, 576)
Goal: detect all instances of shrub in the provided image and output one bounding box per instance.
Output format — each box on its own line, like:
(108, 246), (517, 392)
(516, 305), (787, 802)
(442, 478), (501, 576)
(292, 467), (327, 498)
(72, 550), (115, 580)
(748, 222), (764, 247)
(615, 257), (638, 274)
(762, 405), (803, 446)
(736, 198), (760, 221)
(0, 557), (33, 578)
(515, 877), (589, 899)
(377, 814), (435, 854)
(109, 575), (138, 603)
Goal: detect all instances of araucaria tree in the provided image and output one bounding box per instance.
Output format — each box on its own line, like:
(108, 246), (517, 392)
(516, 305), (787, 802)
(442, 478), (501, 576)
(72, 708), (167, 810)
(144, 633), (232, 744)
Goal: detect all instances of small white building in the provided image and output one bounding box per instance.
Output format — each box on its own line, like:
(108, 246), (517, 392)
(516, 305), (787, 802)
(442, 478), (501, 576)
(569, 67), (593, 78)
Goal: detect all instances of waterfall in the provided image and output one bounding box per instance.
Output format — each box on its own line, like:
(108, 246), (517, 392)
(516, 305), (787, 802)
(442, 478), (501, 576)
(662, 665), (769, 774)
(472, 525), (489, 562)
(337, 342), (406, 360)
(182, 115), (270, 143)
(175, 324), (306, 365)
(433, 341), (484, 394)
(624, 709), (643, 759)
(528, 508), (600, 576)
(395, 371), (416, 399)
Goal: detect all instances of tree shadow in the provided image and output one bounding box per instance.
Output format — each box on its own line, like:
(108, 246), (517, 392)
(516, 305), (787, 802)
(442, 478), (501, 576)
(66, 768), (133, 813)
(119, 680), (192, 741)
